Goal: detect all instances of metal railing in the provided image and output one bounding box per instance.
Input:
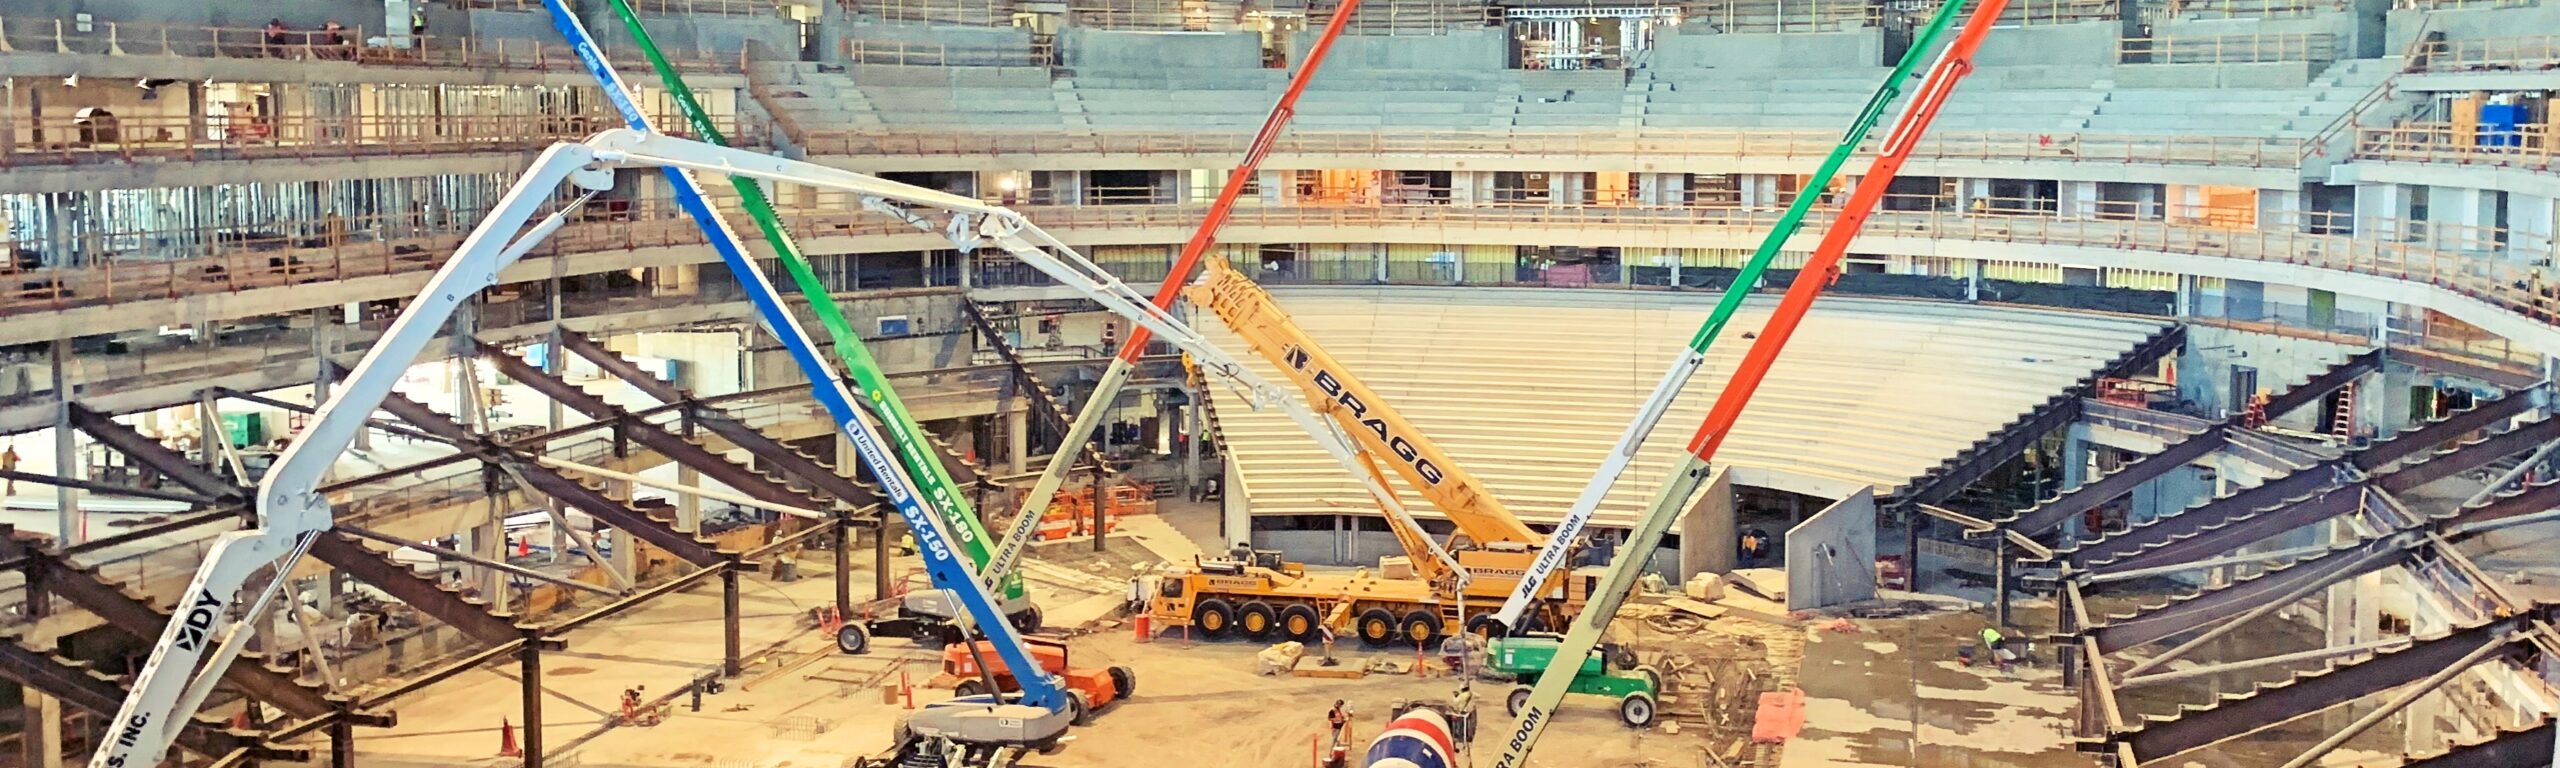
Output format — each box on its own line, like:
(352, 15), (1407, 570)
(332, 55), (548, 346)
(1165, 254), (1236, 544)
(838, 38), (1053, 67)
(2119, 32), (2339, 63)
(839, 0), (1020, 26)
(2406, 34), (2560, 73)
(2164, 0), (2342, 18)
(0, 15), (751, 73)
(11, 199), (2556, 328)
(458, 0), (789, 16)
(0, 112), (752, 168)
(1899, 0), (2121, 25)
(2355, 123), (2556, 174)
(787, 128), (2302, 168)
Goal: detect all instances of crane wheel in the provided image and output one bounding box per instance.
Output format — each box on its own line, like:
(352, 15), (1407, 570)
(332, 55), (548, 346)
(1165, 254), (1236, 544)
(1356, 608), (1400, 647)
(836, 624), (871, 655)
(1109, 665), (1137, 700)
(1619, 692), (1656, 728)
(954, 679), (987, 698)
(1505, 686), (1534, 717)
(1464, 614), (1509, 638)
(1399, 611), (1442, 645)
(1635, 665), (1662, 694)
(1194, 599), (1236, 639)
(1280, 604), (1322, 643)
(1239, 601), (1278, 640)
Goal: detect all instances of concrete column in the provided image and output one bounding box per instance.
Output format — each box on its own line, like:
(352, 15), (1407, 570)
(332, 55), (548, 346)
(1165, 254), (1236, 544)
(1005, 408), (1028, 475)
(1258, 170), (1287, 206)
(2257, 187), (2303, 228)
(2509, 193), (2556, 263)
(21, 688), (61, 768)
(1182, 393), (1203, 494)
(2353, 183), (2409, 240)
(469, 518), (502, 606)
(2057, 180), (2100, 219)
(676, 464), (701, 531)
(2, 78), (17, 158)
(50, 339), (78, 546)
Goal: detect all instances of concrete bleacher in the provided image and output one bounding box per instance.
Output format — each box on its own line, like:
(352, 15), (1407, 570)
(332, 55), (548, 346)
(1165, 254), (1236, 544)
(1198, 286), (2170, 530)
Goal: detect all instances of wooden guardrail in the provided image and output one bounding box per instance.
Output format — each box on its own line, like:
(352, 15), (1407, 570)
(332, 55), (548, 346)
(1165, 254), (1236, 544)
(838, 38), (1054, 67)
(6, 202), (2556, 325)
(2355, 123), (2556, 171)
(0, 112), (759, 168)
(2406, 34), (2560, 73)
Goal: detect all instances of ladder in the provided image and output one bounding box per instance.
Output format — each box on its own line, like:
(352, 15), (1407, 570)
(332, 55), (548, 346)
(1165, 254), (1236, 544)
(2329, 382), (2358, 438)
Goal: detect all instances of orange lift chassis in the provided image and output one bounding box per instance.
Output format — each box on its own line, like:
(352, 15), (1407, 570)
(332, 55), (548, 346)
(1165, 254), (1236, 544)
(1479, 0), (2014, 762)
(1003, 0), (1367, 547)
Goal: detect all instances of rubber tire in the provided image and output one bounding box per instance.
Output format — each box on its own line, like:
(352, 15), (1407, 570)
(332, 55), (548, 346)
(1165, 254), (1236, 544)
(1069, 691), (1094, 726)
(1010, 605), (1044, 635)
(1619, 692), (1656, 728)
(954, 679), (988, 698)
(1195, 599), (1237, 639)
(1356, 608), (1400, 647)
(1609, 645), (1640, 671)
(1239, 600), (1279, 640)
(1464, 613), (1509, 638)
(1520, 610), (1551, 635)
(1399, 610), (1442, 646)
(934, 623), (966, 646)
(1634, 665), (1662, 695)
(837, 624), (871, 655)
(1506, 686), (1534, 718)
(1108, 665), (1137, 700)
(1279, 604), (1323, 643)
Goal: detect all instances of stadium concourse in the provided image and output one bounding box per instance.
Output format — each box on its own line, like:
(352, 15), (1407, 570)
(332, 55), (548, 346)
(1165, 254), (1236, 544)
(1, 0), (2558, 765)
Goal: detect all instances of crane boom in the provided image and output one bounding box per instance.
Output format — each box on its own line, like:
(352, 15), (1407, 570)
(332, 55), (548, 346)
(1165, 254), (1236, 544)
(1481, 0), (2009, 762)
(1001, 0), (1365, 578)
(1480, 0), (1971, 635)
(587, 0), (1023, 602)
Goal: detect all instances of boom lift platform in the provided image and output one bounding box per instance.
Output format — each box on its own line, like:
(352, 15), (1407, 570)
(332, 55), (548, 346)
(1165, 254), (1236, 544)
(1473, 0), (2013, 762)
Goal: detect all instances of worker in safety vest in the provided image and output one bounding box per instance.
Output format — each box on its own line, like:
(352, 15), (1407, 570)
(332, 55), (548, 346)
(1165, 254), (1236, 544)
(1326, 700), (1350, 740)
(1981, 626), (2014, 673)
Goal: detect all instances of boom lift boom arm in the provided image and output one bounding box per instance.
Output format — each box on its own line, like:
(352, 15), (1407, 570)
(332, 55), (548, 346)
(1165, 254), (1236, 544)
(1481, 0), (2009, 762)
(1479, 0), (1970, 636)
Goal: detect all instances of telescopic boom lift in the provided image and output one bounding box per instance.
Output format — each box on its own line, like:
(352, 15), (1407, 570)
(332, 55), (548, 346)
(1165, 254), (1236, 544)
(1479, 0), (2009, 762)
(584, 0), (1038, 634)
(996, 0), (1364, 580)
(1475, 0), (1969, 637)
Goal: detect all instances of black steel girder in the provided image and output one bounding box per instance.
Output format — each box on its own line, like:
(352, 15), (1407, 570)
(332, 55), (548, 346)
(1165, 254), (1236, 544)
(2095, 484), (2369, 573)
(2402, 721), (2556, 768)
(2117, 615), (2532, 764)
(2086, 533), (2414, 653)
(1906, 395), (2085, 508)
(66, 404), (241, 503)
(962, 301), (1108, 473)
(0, 638), (292, 761)
(29, 553), (336, 717)
(2068, 459), (2348, 565)
(2447, 477), (2560, 528)
(2013, 424), (2229, 539)
(2393, 346), (2545, 390)
(2258, 349), (2384, 421)
(371, 390), (732, 568)
(556, 332), (883, 511)
(479, 349), (832, 513)
(2354, 386), (2544, 472)
(2378, 415), (2560, 494)
(308, 533), (525, 644)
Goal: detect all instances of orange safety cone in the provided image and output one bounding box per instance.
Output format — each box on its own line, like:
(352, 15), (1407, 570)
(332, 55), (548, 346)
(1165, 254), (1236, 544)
(230, 710), (250, 730)
(900, 669), (915, 710)
(497, 718), (523, 757)
(517, 534), (531, 558)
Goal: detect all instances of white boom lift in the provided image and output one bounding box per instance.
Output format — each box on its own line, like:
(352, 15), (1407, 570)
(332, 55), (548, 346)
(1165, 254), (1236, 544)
(90, 128), (1467, 766)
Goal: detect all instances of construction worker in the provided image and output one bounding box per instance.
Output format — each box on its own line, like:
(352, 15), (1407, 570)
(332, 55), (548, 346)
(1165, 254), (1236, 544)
(1450, 681), (1477, 743)
(1326, 700), (1350, 741)
(1, 443), (17, 495)
(1980, 626), (2013, 673)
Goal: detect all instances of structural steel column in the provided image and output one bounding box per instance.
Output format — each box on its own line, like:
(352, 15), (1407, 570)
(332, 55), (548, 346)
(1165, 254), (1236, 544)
(833, 512), (852, 618)
(676, 464), (701, 531)
(328, 710), (356, 768)
(874, 521), (892, 600)
(1183, 393), (1203, 496)
(721, 567), (743, 677)
(520, 636), (544, 768)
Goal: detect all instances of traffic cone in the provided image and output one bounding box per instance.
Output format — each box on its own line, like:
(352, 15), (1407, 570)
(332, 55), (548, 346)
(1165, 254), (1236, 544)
(497, 718), (522, 757)
(230, 710), (250, 730)
(517, 534), (531, 558)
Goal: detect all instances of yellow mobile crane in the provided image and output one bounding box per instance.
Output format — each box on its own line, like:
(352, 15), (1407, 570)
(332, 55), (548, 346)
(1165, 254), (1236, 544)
(1145, 259), (1593, 647)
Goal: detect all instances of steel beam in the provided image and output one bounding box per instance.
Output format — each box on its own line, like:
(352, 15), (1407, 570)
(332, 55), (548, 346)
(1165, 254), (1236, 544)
(2447, 477), (2560, 529)
(2400, 721), (2556, 768)
(66, 403), (242, 502)
(372, 389), (731, 568)
(0, 639), (287, 761)
(2088, 533), (2414, 653)
(2353, 385), (2543, 472)
(2068, 460), (2346, 565)
(2117, 636), (2410, 689)
(2377, 415), (2560, 494)
(0, 469), (214, 504)
(557, 332), (883, 512)
(2012, 424), (2228, 538)
(31, 552), (335, 717)
(963, 301), (1108, 473)
(2391, 346), (2545, 390)
(1905, 394), (2084, 508)
(481, 349), (834, 514)
(2258, 349), (2384, 420)
(536, 455), (824, 519)
(2117, 616), (2531, 764)
(336, 526), (614, 595)
(2095, 483), (2368, 573)
(307, 533), (526, 644)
